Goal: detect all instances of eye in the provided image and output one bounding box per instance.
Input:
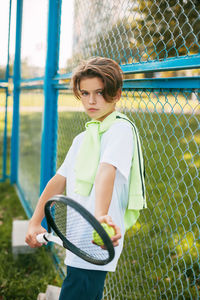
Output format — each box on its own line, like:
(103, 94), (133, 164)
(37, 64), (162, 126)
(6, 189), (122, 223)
(81, 91), (89, 96)
(97, 90), (103, 96)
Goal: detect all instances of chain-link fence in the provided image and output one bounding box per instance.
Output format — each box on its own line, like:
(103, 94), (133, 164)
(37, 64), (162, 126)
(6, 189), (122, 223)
(0, 88), (9, 181)
(18, 89), (44, 212)
(8, 0), (200, 298)
(56, 0), (200, 298)
(67, 0), (200, 68)
(56, 89), (200, 299)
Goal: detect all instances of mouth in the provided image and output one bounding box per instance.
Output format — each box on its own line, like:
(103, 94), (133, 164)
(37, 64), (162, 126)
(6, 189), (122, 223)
(88, 108), (98, 112)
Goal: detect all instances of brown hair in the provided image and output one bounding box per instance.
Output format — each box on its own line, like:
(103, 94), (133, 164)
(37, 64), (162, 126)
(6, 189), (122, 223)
(71, 57), (123, 102)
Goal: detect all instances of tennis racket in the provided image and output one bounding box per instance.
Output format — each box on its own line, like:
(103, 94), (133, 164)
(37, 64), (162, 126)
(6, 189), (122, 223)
(36, 195), (115, 265)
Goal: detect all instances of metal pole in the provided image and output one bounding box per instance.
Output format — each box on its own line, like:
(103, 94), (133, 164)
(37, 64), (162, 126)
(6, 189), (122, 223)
(40, 0), (62, 229)
(10, 0), (23, 184)
(40, 0), (62, 193)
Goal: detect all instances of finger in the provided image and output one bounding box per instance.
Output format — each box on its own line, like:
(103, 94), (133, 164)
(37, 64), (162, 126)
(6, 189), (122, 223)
(98, 215), (113, 225)
(112, 242), (119, 247)
(25, 233), (45, 248)
(111, 233), (121, 241)
(26, 237), (42, 248)
(104, 222), (121, 241)
(111, 226), (121, 247)
(26, 240), (42, 248)
(112, 224), (121, 236)
(30, 242), (43, 248)
(105, 216), (113, 224)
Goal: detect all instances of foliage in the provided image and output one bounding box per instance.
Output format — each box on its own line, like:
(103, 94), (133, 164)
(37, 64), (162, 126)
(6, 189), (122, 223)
(127, 0), (200, 60)
(71, 0), (200, 66)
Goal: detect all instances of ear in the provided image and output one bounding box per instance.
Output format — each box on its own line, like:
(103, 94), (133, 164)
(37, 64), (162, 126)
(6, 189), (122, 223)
(113, 89), (122, 103)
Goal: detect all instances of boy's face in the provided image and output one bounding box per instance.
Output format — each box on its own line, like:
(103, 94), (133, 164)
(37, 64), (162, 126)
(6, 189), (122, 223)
(79, 77), (120, 122)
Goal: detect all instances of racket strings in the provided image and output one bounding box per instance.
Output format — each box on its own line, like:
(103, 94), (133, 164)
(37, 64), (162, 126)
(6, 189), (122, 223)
(51, 202), (110, 261)
(54, 202), (67, 236)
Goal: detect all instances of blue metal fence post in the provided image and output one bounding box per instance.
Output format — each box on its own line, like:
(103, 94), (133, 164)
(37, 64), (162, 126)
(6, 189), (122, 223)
(40, 0), (62, 194)
(10, 0), (23, 184)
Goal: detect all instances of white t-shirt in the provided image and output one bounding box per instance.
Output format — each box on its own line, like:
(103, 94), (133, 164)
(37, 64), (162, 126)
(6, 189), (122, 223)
(57, 120), (134, 272)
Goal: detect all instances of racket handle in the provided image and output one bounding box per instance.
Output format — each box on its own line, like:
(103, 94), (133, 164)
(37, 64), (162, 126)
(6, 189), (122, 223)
(36, 233), (48, 245)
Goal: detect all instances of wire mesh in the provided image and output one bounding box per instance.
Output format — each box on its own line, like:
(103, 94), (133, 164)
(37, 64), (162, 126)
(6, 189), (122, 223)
(57, 88), (200, 299)
(11, 0), (200, 298)
(104, 90), (200, 299)
(56, 0), (200, 298)
(56, 91), (89, 169)
(0, 90), (7, 179)
(0, 89), (12, 180)
(18, 89), (43, 211)
(68, 0), (200, 68)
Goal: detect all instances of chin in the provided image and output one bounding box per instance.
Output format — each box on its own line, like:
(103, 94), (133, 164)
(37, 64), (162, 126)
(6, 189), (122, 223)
(88, 113), (99, 119)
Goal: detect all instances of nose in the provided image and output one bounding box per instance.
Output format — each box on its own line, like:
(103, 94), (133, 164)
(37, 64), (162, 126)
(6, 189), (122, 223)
(89, 93), (96, 104)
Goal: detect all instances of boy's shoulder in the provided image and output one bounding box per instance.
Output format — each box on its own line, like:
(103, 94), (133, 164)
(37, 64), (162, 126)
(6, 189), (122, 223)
(108, 118), (133, 134)
(102, 119), (134, 143)
(72, 130), (86, 146)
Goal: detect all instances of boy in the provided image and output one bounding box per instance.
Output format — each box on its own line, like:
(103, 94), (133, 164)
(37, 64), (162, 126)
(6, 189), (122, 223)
(25, 57), (146, 300)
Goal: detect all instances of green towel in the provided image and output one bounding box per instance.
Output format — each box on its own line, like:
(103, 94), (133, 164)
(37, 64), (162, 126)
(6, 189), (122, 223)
(75, 111), (146, 230)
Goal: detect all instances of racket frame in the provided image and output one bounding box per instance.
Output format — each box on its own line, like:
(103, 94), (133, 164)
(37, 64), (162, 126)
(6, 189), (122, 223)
(44, 195), (115, 265)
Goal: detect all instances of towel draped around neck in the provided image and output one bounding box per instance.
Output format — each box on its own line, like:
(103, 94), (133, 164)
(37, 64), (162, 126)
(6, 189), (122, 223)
(74, 111), (146, 230)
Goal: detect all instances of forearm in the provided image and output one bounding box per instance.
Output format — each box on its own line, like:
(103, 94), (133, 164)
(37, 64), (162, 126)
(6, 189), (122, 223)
(30, 174), (66, 226)
(94, 163), (116, 219)
(26, 174), (66, 247)
(94, 163), (121, 247)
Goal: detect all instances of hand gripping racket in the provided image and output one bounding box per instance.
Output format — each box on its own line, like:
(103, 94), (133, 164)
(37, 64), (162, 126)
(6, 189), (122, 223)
(36, 195), (115, 265)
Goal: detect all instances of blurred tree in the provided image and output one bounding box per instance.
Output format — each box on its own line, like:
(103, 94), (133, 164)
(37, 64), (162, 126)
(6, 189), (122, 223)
(67, 0), (200, 68)
(127, 0), (200, 61)
(89, 0), (200, 64)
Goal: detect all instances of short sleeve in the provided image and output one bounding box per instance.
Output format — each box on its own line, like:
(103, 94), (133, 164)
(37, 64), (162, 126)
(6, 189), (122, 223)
(100, 121), (134, 180)
(57, 145), (73, 178)
(56, 132), (85, 178)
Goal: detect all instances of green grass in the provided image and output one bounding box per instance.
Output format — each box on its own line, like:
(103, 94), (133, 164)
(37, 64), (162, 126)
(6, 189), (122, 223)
(0, 181), (62, 300)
